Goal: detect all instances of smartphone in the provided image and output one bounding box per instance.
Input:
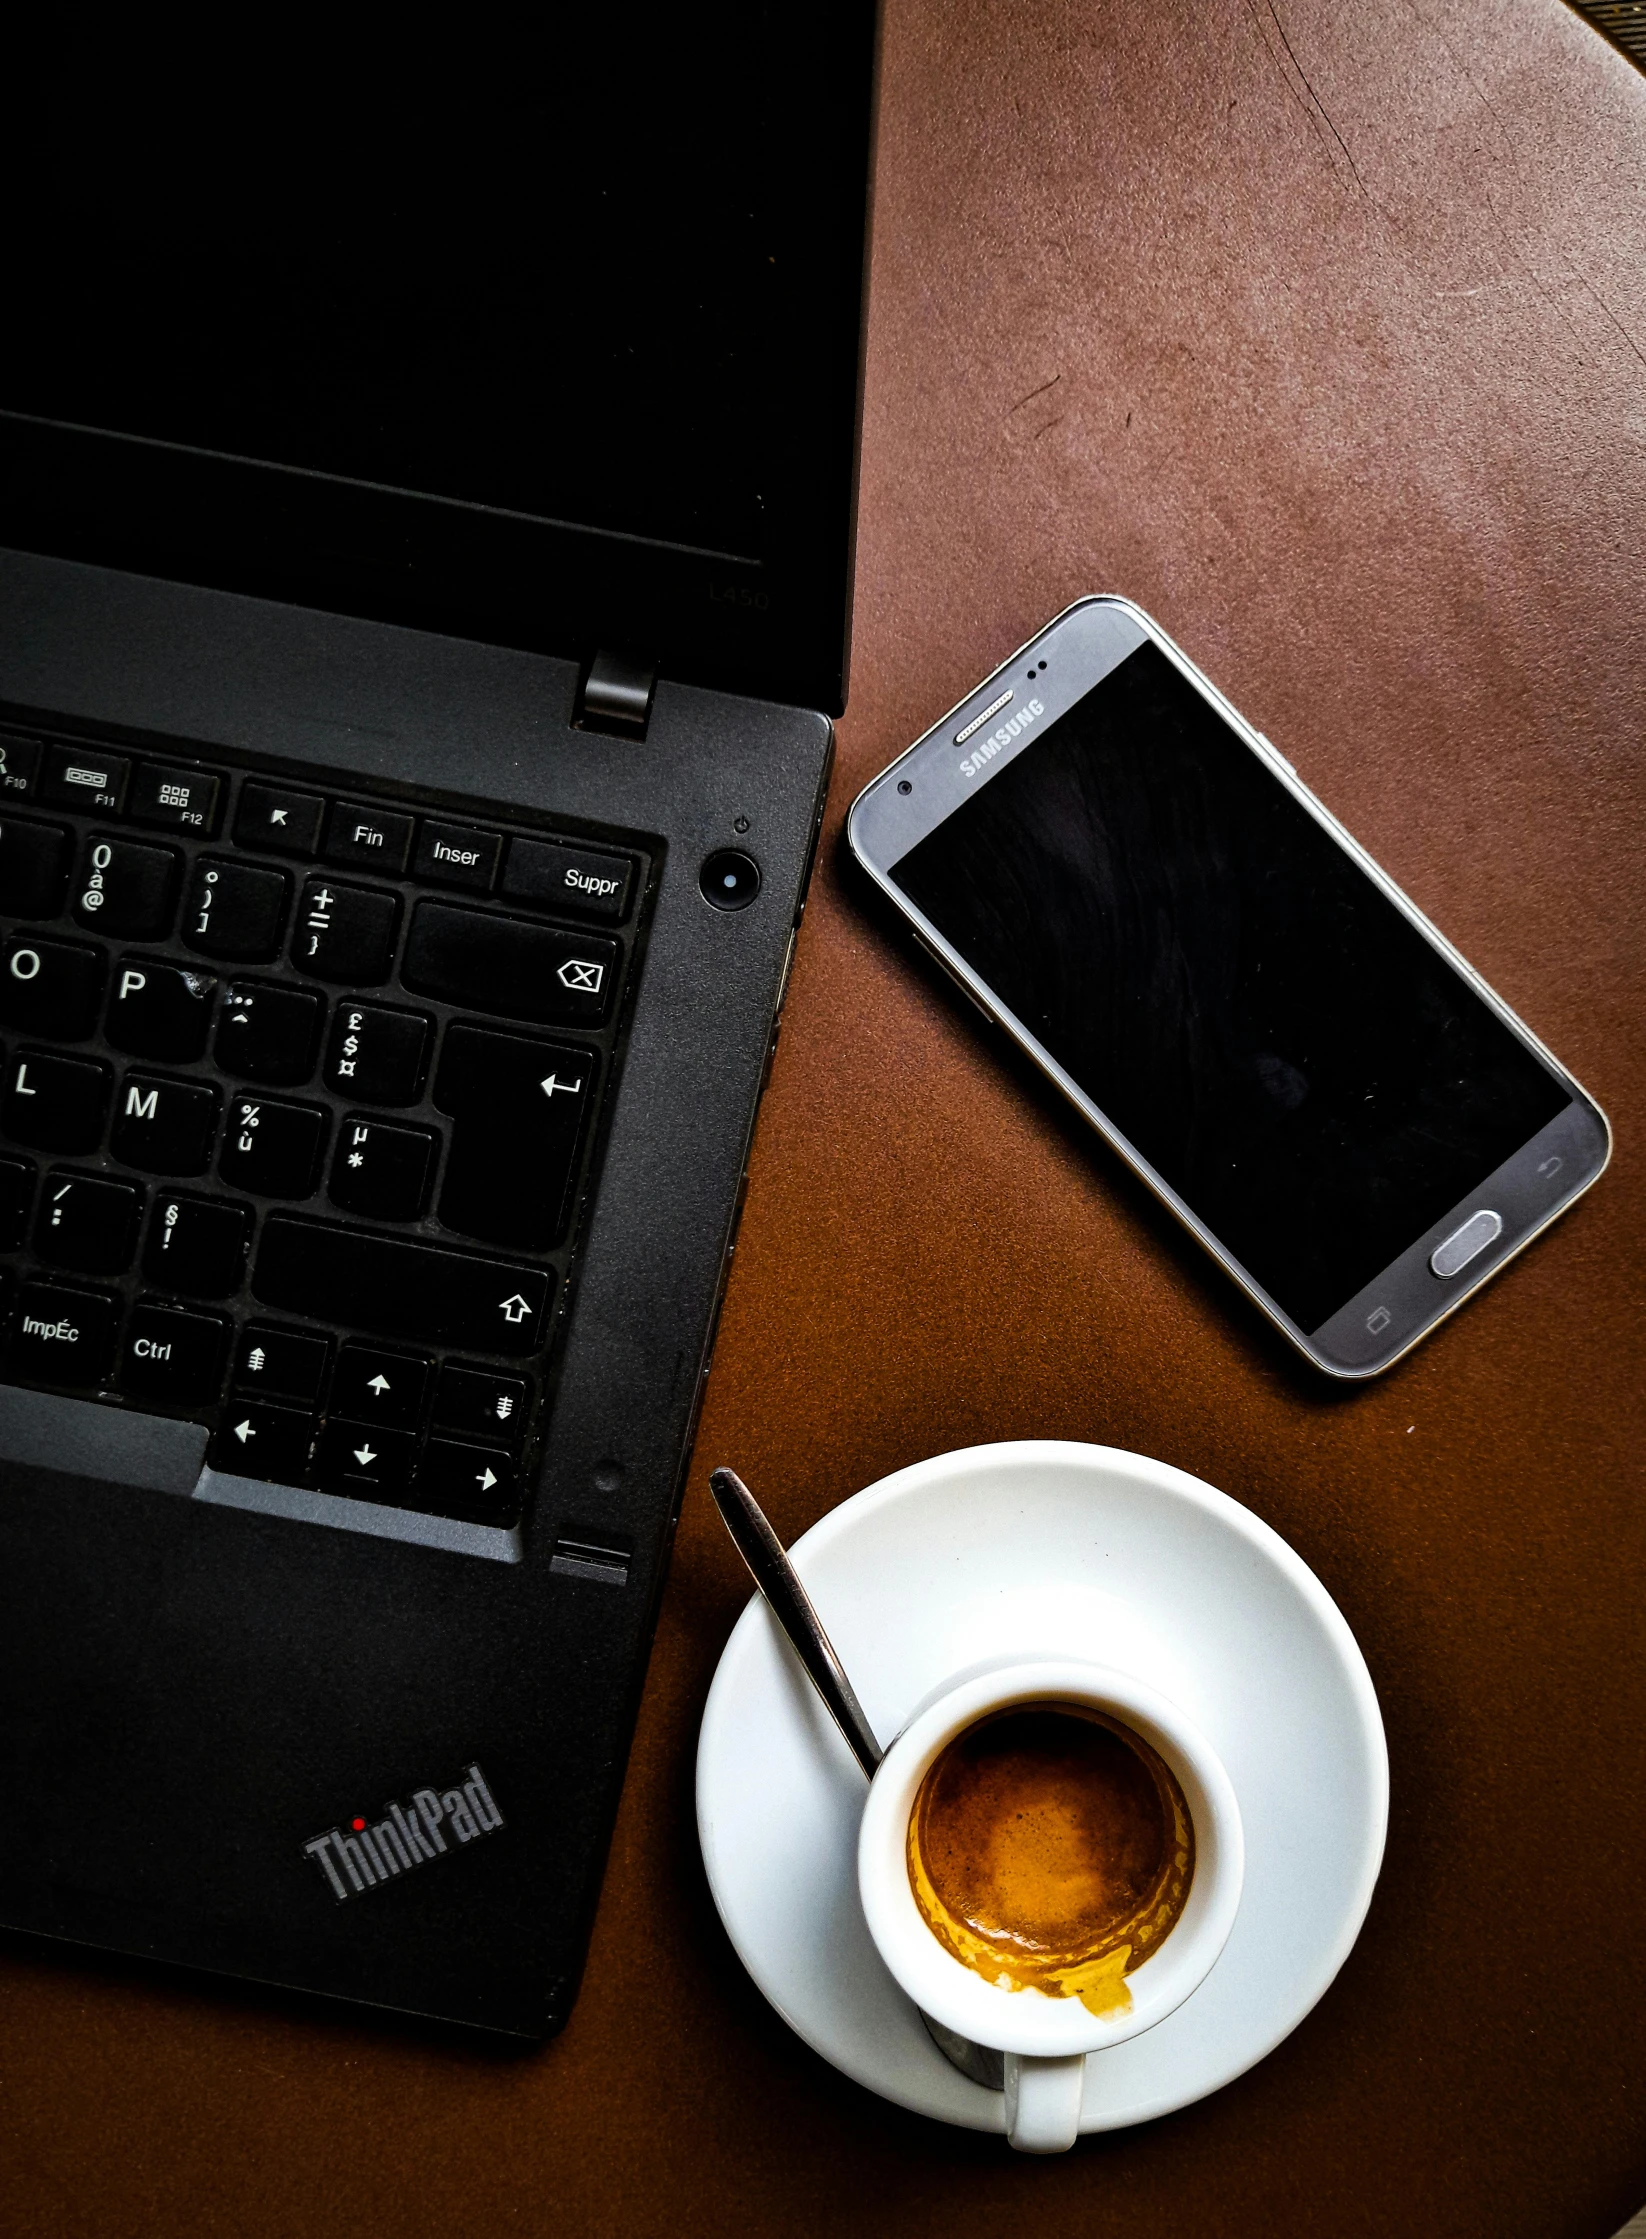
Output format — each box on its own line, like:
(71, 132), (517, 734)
(847, 597), (1610, 1378)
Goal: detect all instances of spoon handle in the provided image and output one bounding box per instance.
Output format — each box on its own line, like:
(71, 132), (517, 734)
(709, 1467), (884, 1778)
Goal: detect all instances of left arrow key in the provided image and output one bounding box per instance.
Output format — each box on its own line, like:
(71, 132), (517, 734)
(207, 1403), (318, 1485)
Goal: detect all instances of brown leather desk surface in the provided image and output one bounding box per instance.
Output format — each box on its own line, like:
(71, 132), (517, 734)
(4, 3), (1645, 2234)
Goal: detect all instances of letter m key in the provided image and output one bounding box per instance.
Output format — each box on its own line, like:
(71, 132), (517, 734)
(125, 1085), (159, 1121)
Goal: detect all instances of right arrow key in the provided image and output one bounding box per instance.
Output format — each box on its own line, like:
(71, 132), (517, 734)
(412, 1439), (522, 1529)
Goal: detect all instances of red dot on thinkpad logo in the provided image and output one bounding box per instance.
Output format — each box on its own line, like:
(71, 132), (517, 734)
(352, 1818), (366, 1831)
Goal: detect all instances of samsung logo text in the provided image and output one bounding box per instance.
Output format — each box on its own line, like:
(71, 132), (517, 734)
(958, 696), (1044, 777)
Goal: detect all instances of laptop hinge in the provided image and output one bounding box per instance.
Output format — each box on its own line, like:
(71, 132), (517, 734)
(576, 650), (657, 740)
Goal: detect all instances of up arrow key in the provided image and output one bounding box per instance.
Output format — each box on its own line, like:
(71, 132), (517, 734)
(367, 1373), (391, 1395)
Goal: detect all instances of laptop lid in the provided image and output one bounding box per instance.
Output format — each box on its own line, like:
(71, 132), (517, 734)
(0, 13), (875, 716)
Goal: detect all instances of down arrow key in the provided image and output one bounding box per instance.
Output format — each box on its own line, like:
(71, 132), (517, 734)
(316, 1420), (416, 1502)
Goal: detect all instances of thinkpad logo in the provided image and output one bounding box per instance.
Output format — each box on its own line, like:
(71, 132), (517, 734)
(303, 1763), (505, 1902)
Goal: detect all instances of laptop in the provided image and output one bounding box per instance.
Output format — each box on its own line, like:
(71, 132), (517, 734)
(0, 16), (875, 2036)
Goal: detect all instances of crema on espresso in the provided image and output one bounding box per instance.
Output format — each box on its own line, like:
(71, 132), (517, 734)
(906, 1703), (1194, 2018)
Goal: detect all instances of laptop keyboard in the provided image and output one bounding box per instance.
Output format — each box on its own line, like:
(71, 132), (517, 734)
(0, 720), (651, 1534)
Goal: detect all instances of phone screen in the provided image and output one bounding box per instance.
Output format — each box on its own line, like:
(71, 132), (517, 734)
(889, 639), (1570, 1333)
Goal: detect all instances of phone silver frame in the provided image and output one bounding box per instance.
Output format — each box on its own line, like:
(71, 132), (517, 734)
(847, 596), (1611, 1379)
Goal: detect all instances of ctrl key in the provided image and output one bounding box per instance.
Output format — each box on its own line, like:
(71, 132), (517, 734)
(120, 1302), (228, 1406)
(9, 1281), (118, 1385)
(208, 1402), (317, 1485)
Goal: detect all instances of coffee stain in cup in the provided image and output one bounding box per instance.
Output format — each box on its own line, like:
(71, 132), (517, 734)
(906, 1703), (1194, 2017)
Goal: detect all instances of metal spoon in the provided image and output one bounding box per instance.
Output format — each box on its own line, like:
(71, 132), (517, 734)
(709, 1466), (1004, 2091)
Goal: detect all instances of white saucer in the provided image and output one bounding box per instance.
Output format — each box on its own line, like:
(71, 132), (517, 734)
(696, 1441), (1388, 2135)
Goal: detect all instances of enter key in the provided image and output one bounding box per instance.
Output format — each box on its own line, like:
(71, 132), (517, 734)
(432, 1022), (599, 1250)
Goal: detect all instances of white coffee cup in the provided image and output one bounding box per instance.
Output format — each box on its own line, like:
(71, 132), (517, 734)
(857, 1657), (1244, 2154)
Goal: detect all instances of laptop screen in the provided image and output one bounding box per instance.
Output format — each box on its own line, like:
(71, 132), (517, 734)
(0, 16), (875, 712)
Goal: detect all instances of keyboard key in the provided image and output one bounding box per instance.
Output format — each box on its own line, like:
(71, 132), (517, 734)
(220, 1095), (328, 1198)
(322, 1002), (429, 1105)
(183, 858), (290, 961)
(502, 836), (634, 923)
(33, 1171), (143, 1274)
(413, 821), (502, 893)
(432, 1362), (530, 1450)
(71, 835), (182, 939)
(120, 1301), (228, 1404)
(0, 816), (71, 917)
(111, 1072), (220, 1174)
(433, 1023), (595, 1248)
(253, 1217), (552, 1354)
(234, 783), (326, 858)
(107, 955), (219, 1061)
(331, 1342), (430, 1427)
(39, 743), (130, 816)
(0, 934), (107, 1040)
(324, 802), (414, 873)
(214, 978), (325, 1084)
(129, 763), (221, 834)
(413, 1439), (520, 1526)
(316, 1419), (417, 1503)
(4, 1050), (112, 1152)
(144, 1193), (253, 1297)
(11, 1281), (118, 1385)
(209, 1402), (317, 1483)
(0, 735), (42, 797)
(402, 902), (619, 1027)
(328, 1115), (438, 1221)
(292, 879), (399, 985)
(0, 1156), (35, 1249)
(234, 1322), (332, 1404)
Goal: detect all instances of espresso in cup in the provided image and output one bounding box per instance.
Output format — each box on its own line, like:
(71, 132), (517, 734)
(905, 1703), (1194, 2018)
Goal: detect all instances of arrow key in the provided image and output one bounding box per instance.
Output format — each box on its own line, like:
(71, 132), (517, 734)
(412, 1438), (522, 1528)
(317, 1420), (417, 1504)
(332, 1341), (430, 1427)
(207, 1402), (318, 1486)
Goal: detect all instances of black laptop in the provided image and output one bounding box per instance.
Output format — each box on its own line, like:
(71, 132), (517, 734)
(0, 16), (874, 2035)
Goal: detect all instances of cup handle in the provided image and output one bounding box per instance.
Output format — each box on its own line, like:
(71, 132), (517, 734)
(1003, 2052), (1085, 2153)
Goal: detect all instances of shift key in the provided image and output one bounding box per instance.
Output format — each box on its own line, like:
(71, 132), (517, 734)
(252, 1215), (553, 1354)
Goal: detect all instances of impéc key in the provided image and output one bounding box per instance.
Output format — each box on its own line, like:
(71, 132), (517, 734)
(10, 1281), (119, 1385)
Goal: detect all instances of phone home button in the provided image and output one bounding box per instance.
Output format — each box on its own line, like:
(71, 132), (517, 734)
(1430, 1208), (1503, 1281)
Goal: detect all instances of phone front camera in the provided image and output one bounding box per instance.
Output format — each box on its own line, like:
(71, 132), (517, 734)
(897, 779), (913, 794)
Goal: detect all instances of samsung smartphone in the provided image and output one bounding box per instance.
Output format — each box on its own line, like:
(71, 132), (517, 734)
(847, 598), (1609, 1377)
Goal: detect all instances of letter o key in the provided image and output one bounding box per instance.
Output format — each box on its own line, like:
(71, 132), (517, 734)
(9, 948), (40, 981)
